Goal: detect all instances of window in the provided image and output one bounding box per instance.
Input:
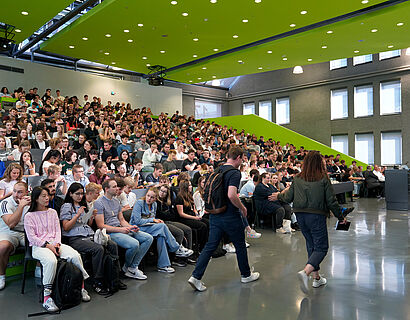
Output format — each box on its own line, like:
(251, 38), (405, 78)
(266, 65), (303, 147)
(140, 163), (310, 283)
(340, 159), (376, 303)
(331, 135), (349, 155)
(381, 132), (402, 165)
(354, 85), (373, 118)
(330, 58), (347, 70)
(380, 80), (401, 115)
(243, 102), (255, 115)
(259, 100), (272, 121)
(275, 97), (290, 125)
(194, 99), (222, 119)
(355, 133), (374, 164)
(353, 54), (372, 65)
(331, 88), (348, 120)
(379, 50), (401, 60)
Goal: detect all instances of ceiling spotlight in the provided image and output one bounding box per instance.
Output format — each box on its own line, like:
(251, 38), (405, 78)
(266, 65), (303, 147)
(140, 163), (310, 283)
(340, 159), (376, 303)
(327, 30), (333, 34)
(193, 38), (199, 41)
(182, 12), (189, 16)
(21, 11), (29, 15)
(189, 80), (193, 83)
(146, 64), (151, 67)
(242, 19), (249, 23)
(128, 39), (133, 42)
(82, 37), (88, 40)
(112, 62), (116, 64)
(15, 29), (21, 33)
(282, 57), (288, 61)
(233, 35), (239, 38)
(198, 77), (202, 80)
(361, 0), (369, 3)
(293, 66), (303, 74)
(322, 45), (327, 49)
(202, 67), (207, 69)
(142, 56), (147, 59)
(212, 75), (217, 78)
(160, 50), (166, 53)
(210, 0), (217, 3)
(255, 0), (262, 3)
(171, 1), (178, 4)
(238, 60), (244, 63)
(213, 48), (219, 51)
(388, 45), (394, 48)
(124, 29), (129, 33)
(69, 45), (75, 49)
(138, 23), (144, 27)
(354, 50), (360, 53)
(105, 34), (111, 37)
(193, 54), (198, 57)
(290, 24), (296, 27)
(267, 50), (272, 54)
(104, 52), (110, 55)
(307, 58), (312, 61)
(371, 29), (378, 32)
(258, 67), (263, 70)
(300, 10), (307, 14)
(397, 22), (404, 26)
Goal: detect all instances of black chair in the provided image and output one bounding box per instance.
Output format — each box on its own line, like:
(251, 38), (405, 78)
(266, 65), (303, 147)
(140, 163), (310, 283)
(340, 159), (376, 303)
(21, 232), (43, 295)
(25, 175), (44, 188)
(252, 198), (277, 231)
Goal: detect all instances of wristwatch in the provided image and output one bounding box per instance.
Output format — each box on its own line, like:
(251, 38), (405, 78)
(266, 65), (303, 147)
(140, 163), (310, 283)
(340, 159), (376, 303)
(42, 241), (49, 248)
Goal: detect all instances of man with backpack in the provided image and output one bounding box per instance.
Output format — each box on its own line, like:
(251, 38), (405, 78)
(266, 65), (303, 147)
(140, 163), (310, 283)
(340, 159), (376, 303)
(188, 146), (260, 291)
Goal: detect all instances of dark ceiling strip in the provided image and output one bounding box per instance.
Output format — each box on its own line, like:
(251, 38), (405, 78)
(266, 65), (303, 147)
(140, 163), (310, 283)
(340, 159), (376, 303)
(12, 0), (101, 58)
(160, 0), (409, 76)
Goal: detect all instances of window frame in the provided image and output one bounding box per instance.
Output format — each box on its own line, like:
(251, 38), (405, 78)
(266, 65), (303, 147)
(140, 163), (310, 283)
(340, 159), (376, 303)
(330, 88), (349, 120)
(275, 97), (290, 125)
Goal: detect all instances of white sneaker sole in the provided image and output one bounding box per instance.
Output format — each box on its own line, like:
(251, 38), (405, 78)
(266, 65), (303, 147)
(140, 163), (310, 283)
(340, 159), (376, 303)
(188, 278), (207, 292)
(124, 271), (147, 280)
(297, 271), (309, 294)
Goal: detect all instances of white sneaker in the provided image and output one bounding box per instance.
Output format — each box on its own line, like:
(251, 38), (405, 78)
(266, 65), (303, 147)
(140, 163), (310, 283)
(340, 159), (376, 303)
(0, 276), (5, 290)
(81, 288), (91, 302)
(276, 227), (288, 234)
(312, 276), (327, 288)
(223, 243), (236, 253)
(158, 266), (175, 273)
(283, 220), (292, 233)
(246, 229), (261, 239)
(241, 271), (260, 283)
(245, 241), (250, 248)
(188, 276), (207, 292)
(297, 270), (309, 294)
(175, 245), (194, 258)
(123, 265), (147, 280)
(43, 297), (59, 312)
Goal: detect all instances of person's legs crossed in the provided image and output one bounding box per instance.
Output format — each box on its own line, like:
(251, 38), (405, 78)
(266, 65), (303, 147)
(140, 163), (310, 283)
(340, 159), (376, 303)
(109, 232), (140, 269)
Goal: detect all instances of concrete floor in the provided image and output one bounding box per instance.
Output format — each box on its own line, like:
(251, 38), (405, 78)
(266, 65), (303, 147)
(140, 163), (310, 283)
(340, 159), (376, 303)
(1, 198), (409, 320)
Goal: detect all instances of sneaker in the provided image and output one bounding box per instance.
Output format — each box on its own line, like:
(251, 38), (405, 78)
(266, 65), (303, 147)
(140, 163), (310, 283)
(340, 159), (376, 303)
(241, 271), (260, 283)
(297, 270), (309, 294)
(276, 227), (288, 234)
(175, 245), (194, 258)
(93, 283), (109, 295)
(246, 229), (261, 239)
(43, 297), (59, 313)
(123, 265), (147, 280)
(81, 288), (91, 302)
(172, 258), (187, 267)
(158, 266), (175, 273)
(245, 241), (250, 248)
(291, 222), (301, 231)
(187, 257), (197, 265)
(188, 276), (207, 292)
(223, 243), (236, 253)
(118, 280), (128, 290)
(312, 276), (327, 288)
(0, 277), (5, 290)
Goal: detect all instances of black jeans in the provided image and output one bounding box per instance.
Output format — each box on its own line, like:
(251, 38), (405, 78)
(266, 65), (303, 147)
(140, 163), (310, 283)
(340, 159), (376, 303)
(179, 218), (208, 251)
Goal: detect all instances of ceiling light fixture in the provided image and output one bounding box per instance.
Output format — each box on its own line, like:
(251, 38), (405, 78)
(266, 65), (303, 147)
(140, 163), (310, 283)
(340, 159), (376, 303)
(307, 58), (312, 61)
(397, 22), (404, 26)
(212, 76), (217, 78)
(193, 38), (199, 41)
(282, 57), (288, 61)
(213, 48), (219, 51)
(182, 12), (189, 16)
(104, 52), (110, 55)
(233, 35), (239, 38)
(105, 34), (111, 37)
(354, 50), (360, 53)
(112, 62), (116, 64)
(82, 37), (88, 40)
(267, 50), (272, 54)
(371, 29), (378, 32)
(322, 45), (327, 49)
(69, 45), (75, 49)
(171, 1), (178, 4)
(255, 0), (262, 3)
(160, 50), (166, 53)
(128, 39), (133, 42)
(293, 66), (303, 74)
(189, 80), (193, 83)
(300, 10), (307, 15)
(210, 0), (217, 3)
(388, 45), (394, 48)
(290, 23), (296, 27)
(242, 19), (249, 23)
(142, 56), (147, 59)
(146, 64), (151, 67)
(198, 77), (202, 80)
(202, 67), (207, 69)
(193, 54), (198, 57)
(21, 11), (29, 15)
(361, 0), (369, 3)
(15, 29), (21, 33)
(327, 30), (333, 34)
(258, 67), (263, 70)
(124, 29), (129, 33)
(238, 60), (243, 63)
(138, 23), (144, 27)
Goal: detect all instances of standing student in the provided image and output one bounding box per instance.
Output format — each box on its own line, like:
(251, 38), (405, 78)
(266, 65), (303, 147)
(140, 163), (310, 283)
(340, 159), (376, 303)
(188, 146), (260, 292)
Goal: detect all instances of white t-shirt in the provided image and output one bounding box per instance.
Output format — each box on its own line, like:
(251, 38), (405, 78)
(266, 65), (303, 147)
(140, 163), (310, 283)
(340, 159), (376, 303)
(0, 196), (29, 233)
(124, 192), (137, 208)
(0, 180), (17, 197)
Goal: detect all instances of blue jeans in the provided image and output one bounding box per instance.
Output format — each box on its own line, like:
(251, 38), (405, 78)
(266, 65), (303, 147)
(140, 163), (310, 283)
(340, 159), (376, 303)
(295, 212), (329, 271)
(192, 212), (251, 280)
(139, 223), (180, 268)
(109, 231), (153, 269)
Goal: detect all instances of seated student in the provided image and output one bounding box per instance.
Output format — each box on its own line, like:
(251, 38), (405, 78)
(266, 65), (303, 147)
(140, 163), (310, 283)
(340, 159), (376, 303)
(119, 150), (133, 174)
(134, 134), (150, 151)
(145, 163), (163, 185)
(175, 180), (208, 252)
(0, 136), (13, 161)
(30, 130), (49, 150)
(162, 150), (179, 176)
(85, 183), (102, 210)
(0, 182), (30, 290)
(94, 179), (153, 280)
(66, 164), (90, 188)
(130, 188), (193, 273)
(46, 165), (67, 197)
(182, 149), (199, 172)
(41, 179), (65, 216)
(24, 186), (91, 312)
(117, 134), (133, 155)
(142, 142), (162, 172)
(253, 172), (292, 234)
(39, 150), (62, 176)
(61, 150), (78, 175)
(113, 178), (131, 213)
(114, 161), (128, 180)
(101, 139), (118, 161)
(11, 141), (31, 161)
(122, 177), (137, 208)
(73, 134), (86, 150)
(239, 169), (259, 197)
(78, 140), (95, 160)
(130, 158), (144, 187)
(79, 149), (99, 175)
(60, 183), (124, 295)
(0, 163), (23, 201)
(89, 161), (110, 185)
(19, 151), (36, 176)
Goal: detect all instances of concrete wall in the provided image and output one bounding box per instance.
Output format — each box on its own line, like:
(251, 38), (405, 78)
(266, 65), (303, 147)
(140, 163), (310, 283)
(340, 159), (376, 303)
(228, 50), (410, 165)
(0, 56), (182, 115)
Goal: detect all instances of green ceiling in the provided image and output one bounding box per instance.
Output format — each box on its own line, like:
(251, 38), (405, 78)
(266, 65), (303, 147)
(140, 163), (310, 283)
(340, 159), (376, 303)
(1, 0), (73, 44)
(6, 0), (410, 84)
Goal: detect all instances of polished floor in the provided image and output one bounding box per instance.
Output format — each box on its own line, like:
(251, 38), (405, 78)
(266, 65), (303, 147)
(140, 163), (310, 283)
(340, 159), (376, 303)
(1, 198), (410, 320)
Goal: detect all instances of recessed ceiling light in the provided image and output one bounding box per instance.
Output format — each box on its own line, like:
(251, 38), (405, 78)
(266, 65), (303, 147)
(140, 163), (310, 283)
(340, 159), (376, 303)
(361, 0), (369, 3)
(397, 22), (404, 26)
(128, 39), (133, 42)
(146, 64), (151, 67)
(212, 75), (217, 78)
(307, 58), (312, 61)
(238, 60), (243, 63)
(327, 30), (333, 34)
(198, 77), (202, 80)
(388, 45), (394, 48)
(354, 50), (360, 53)
(189, 80), (193, 83)
(21, 11), (29, 15)
(290, 24), (296, 27)
(171, 1), (178, 4)
(202, 67), (207, 69)
(371, 29), (378, 32)
(321, 45), (327, 49)
(105, 34), (111, 37)
(193, 38), (199, 41)
(233, 35), (239, 38)
(124, 29), (129, 33)
(193, 54), (198, 57)
(142, 56), (147, 59)
(300, 10), (307, 15)
(267, 50), (272, 54)
(104, 52), (110, 55)
(258, 67), (263, 70)
(82, 37), (88, 40)
(242, 19), (249, 23)
(69, 45), (75, 49)
(213, 48), (219, 51)
(210, 0), (217, 3)
(112, 62), (116, 65)
(282, 57), (288, 61)
(138, 23), (144, 27)
(160, 50), (166, 53)
(15, 29), (21, 33)
(182, 12), (189, 16)
(255, 0), (262, 3)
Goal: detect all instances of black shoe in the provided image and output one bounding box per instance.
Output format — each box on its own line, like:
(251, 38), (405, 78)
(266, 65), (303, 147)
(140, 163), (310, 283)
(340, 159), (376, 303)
(187, 257), (197, 265)
(291, 222), (300, 231)
(118, 280), (127, 290)
(93, 283), (110, 295)
(172, 259), (187, 267)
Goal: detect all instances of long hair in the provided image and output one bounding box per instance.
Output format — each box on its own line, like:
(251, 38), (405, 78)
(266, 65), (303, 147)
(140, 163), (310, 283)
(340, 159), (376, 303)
(64, 183), (87, 211)
(39, 149), (61, 176)
(156, 184), (171, 206)
(257, 172), (270, 185)
(177, 180), (194, 208)
(28, 186), (49, 212)
(196, 176), (206, 196)
(298, 151), (327, 182)
(86, 149), (99, 166)
(19, 151), (34, 171)
(94, 161), (107, 179)
(2, 163), (23, 182)
(119, 150), (132, 169)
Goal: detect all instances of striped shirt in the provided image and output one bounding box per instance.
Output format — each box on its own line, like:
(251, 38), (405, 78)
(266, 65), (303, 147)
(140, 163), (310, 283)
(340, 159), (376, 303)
(0, 196), (29, 233)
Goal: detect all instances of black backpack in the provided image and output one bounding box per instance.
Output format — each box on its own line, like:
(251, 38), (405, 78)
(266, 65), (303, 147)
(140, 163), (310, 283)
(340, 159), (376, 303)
(203, 165), (236, 214)
(52, 259), (83, 310)
(104, 251), (121, 294)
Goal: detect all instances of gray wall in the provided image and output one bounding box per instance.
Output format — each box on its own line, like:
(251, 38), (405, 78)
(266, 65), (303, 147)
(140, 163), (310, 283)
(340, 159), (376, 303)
(228, 51), (410, 165)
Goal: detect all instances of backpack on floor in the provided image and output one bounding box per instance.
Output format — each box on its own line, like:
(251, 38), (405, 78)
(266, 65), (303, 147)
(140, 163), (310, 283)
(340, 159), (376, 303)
(203, 166), (236, 214)
(52, 259), (83, 310)
(104, 251), (121, 294)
